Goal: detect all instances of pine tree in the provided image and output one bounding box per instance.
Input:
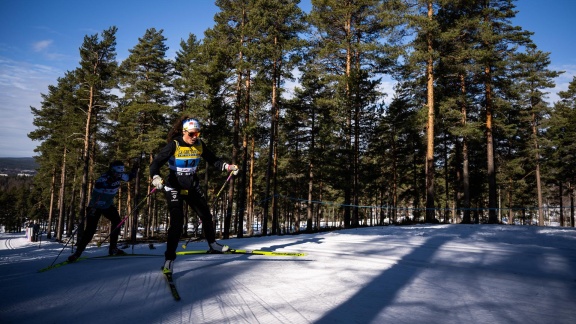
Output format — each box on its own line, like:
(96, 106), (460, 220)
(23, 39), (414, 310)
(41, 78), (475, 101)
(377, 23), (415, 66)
(477, 0), (532, 223)
(173, 33), (210, 116)
(252, 0), (305, 235)
(509, 47), (562, 226)
(547, 77), (576, 227)
(204, 0), (305, 236)
(434, 0), (485, 224)
(404, 0), (441, 223)
(205, 0), (254, 237)
(74, 27), (118, 239)
(29, 71), (85, 239)
(117, 27), (173, 241)
(308, 0), (400, 227)
(286, 60), (337, 231)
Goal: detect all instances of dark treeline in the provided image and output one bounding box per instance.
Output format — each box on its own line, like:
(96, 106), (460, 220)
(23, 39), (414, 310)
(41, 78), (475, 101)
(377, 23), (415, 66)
(4, 0), (576, 241)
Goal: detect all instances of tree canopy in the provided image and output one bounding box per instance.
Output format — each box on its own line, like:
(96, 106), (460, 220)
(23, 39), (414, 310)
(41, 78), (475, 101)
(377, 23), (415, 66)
(12, 0), (572, 242)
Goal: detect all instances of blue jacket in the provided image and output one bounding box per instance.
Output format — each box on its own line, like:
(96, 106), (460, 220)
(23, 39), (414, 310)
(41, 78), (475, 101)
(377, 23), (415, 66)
(89, 169), (136, 209)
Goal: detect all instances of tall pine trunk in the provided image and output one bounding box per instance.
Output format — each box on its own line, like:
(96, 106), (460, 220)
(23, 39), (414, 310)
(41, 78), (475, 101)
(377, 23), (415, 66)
(460, 73), (471, 224)
(77, 86), (95, 241)
(425, 1), (436, 223)
(559, 182), (564, 227)
(307, 105), (316, 232)
(344, 12), (353, 228)
(532, 112), (544, 226)
(46, 170), (56, 239)
(56, 146), (67, 241)
(485, 65), (498, 223)
(247, 137), (255, 235)
(237, 74), (251, 238)
(271, 63), (280, 234)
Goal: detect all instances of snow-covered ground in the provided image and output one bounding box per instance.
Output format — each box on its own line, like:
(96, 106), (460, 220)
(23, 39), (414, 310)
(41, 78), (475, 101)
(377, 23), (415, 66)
(1, 224), (576, 324)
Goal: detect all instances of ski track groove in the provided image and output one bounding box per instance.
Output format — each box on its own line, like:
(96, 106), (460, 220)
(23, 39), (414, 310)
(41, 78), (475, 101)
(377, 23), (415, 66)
(146, 268), (165, 305)
(228, 277), (305, 324)
(0, 236), (20, 250)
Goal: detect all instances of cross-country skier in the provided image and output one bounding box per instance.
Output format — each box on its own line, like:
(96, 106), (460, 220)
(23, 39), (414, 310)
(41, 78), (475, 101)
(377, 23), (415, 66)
(68, 160), (138, 262)
(150, 116), (238, 274)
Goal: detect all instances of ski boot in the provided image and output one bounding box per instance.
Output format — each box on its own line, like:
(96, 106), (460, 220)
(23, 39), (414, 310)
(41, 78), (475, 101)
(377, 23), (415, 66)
(208, 241), (229, 254)
(109, 247), (127, 256)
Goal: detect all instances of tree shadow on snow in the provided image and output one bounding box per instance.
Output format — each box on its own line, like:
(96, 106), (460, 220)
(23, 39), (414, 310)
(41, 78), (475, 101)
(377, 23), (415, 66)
(313, 225), (478, 324)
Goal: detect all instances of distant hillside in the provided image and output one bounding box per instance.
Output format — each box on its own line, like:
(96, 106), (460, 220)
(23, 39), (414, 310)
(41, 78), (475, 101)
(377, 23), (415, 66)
(0, 157), (39, 173)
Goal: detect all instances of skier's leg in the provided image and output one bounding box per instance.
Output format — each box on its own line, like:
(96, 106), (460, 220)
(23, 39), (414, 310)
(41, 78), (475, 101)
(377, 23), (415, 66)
(103, 206), (123, 254)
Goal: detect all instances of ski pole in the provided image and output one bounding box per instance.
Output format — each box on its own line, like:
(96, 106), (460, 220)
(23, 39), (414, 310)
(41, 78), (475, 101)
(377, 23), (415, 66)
(182, 171), (235, 249)
(46, 225), (79, 268)
(97, 188), (157, 247)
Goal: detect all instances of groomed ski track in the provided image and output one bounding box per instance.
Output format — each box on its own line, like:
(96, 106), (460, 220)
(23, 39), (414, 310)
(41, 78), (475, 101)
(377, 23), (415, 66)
(2, 225), (576, 323)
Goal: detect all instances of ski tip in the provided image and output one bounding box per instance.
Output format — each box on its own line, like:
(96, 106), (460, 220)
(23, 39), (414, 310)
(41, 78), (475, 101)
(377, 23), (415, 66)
(38, 256), (87, 272)
(38, 266), (54, 273)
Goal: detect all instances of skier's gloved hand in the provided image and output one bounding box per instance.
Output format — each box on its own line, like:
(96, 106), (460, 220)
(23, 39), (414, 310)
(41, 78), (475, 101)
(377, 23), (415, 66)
(152, 175), (164, 190)
(223, 163), (239, 175)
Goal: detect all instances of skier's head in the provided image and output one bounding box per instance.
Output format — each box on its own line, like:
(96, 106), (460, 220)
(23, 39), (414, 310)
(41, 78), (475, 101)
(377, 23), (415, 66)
(182, 118), (201, 144)
(109, 160), (124, 177)
(167, 115), (201, 143)
(182, 118), (200, 133)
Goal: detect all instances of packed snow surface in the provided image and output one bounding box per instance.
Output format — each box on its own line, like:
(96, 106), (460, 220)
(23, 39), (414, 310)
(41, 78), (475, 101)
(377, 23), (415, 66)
(2, 224), (576, 323)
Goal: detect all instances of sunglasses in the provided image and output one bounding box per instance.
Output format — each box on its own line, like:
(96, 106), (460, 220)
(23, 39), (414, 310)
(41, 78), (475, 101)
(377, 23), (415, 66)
(186, 131), (200, 138)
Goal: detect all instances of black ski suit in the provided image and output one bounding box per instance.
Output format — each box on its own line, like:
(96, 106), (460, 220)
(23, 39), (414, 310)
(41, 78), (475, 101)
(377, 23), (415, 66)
(76, 169), (136, 255)
(149, 136), (226, 260)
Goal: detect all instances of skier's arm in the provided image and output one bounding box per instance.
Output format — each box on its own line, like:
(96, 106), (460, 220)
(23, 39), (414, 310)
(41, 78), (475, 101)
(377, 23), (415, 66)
(150, 141), (176, 178)
(200, 140), (239, 174)
(199, 140), (225, 171)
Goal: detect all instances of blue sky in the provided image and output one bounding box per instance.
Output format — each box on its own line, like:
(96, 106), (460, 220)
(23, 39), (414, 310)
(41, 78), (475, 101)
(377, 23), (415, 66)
(0, 0), (574, 158)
